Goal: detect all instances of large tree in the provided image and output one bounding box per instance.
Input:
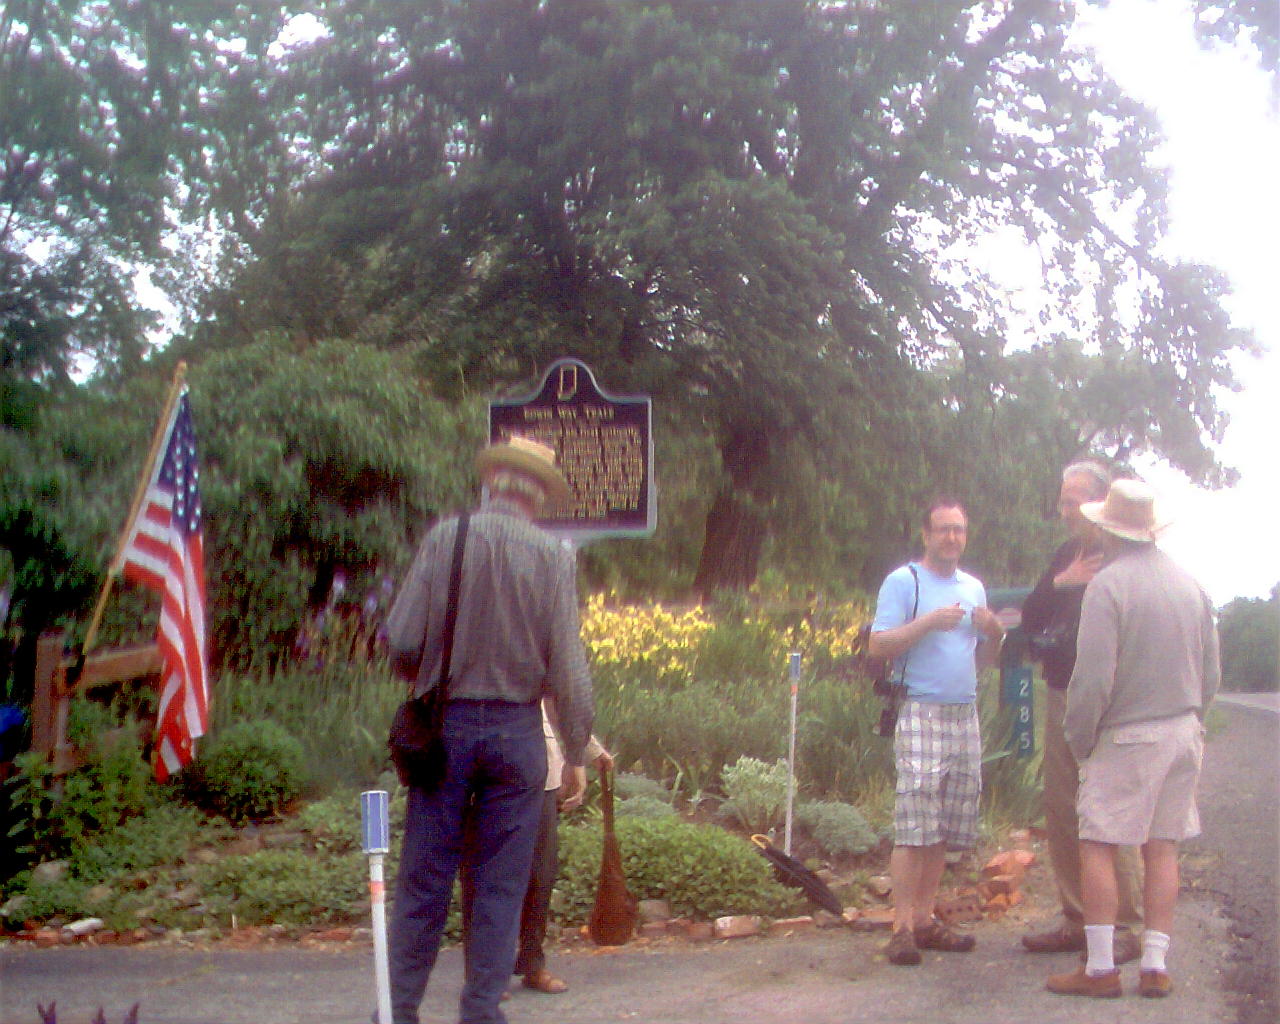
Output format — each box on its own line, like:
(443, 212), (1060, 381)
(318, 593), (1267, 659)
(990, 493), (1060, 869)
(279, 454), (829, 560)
(0, 1), (289, 384)
(195, 0), (1253, 592)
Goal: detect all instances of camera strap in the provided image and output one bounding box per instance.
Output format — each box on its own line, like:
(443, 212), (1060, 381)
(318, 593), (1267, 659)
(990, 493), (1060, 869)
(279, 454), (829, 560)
(893, 564), (921, 695)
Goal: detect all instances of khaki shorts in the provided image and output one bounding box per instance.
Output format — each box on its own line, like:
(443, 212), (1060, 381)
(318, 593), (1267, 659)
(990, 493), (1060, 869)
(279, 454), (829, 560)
(1077, 712), (1203, 845)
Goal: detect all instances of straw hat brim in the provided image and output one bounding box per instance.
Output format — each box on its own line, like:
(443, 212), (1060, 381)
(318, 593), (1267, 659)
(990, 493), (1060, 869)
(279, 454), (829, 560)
(1079, 499), (1167, 543)
(476, 444), (572, 508)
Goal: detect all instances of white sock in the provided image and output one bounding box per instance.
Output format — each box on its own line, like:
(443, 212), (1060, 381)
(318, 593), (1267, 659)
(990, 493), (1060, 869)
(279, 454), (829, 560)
(1141, 929), (1171, 972)
(1084, 924), (1115, 976)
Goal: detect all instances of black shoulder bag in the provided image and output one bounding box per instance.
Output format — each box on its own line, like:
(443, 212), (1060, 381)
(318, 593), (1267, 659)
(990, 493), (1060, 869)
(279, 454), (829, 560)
(388, 512), (470, 789)
(874, 564), (919, 738)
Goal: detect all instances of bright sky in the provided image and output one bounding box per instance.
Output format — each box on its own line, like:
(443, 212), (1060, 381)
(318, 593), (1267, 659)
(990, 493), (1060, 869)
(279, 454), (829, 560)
(1071, 0), (1279, 606)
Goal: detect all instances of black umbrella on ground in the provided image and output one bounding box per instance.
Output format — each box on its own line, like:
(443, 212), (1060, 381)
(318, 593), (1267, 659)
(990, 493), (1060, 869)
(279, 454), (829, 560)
(751, 834), (844, 917)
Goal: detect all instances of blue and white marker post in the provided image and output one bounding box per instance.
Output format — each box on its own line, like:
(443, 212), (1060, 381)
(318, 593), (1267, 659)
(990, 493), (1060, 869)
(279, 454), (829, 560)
(361, 790), (393, 1024)
(784, 651), (801, 855)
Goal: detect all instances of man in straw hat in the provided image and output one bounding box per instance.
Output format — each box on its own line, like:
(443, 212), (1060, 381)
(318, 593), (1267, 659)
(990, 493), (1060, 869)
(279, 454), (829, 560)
(385, 435), (594, 1024)
(1046, 478), (1220, 1000)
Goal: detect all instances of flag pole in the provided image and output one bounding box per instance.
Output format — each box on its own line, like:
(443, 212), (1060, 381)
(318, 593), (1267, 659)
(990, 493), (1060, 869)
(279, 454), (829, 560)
(81, 362), (189, 657)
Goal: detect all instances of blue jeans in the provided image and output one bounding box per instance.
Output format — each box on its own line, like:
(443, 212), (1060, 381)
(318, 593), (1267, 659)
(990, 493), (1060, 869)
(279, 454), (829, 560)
(389, 699), (545, 1024)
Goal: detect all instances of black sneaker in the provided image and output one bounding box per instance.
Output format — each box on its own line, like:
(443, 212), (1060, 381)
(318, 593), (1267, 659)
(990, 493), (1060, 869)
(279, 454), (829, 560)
(884, 928), (922, 965)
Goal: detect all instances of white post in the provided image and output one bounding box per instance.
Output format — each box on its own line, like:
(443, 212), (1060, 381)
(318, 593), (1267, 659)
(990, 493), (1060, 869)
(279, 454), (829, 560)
(362, 790), (393, 1024)
(784, 651), (800, 855)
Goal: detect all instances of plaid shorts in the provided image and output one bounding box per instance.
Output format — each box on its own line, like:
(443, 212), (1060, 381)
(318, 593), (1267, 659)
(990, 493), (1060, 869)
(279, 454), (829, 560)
(893, 700), (982, 849)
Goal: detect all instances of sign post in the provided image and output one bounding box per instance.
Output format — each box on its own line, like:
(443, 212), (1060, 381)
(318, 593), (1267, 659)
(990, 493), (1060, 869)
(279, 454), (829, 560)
(489, 358), (654, 542)
(361, 790), (393, 1024)
(784, 651), (801, 855)
(989, 587), (1035, 759)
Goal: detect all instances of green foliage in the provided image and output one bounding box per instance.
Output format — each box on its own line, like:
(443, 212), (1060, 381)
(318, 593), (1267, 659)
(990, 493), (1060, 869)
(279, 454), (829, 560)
(202, 0), (1252, 598)
(0, 2), (291, 382)
(210, 641), (404, 794)
(182, 720), (306, 823)
(69, 803), (211, 886)
(0, 802), (219, 930)
(6, 738), (154, 863)
(977, 678), (1045, 836)
(613, 772), (672, 804)
(719, 756), (790, 835)
(597, 677), (786, 789)
(794, 675), (897, 805)
(555, 817), (798, 923)
(616, 795), (678, 820)
(795, 801), (878, 859)
(189, 335), (476, 669)
(1218, 587), (1279, 692)
(196, 848), (367, 927)
(293, 787), (408, 857)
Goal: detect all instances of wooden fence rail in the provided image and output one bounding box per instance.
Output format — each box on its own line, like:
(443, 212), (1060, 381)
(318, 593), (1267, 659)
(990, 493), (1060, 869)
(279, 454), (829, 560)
(31, 633), (162, 775)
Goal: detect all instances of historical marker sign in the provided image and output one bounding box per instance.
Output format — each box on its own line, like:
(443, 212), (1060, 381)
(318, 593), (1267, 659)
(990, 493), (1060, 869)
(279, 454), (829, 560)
(488, 358), (655, 538)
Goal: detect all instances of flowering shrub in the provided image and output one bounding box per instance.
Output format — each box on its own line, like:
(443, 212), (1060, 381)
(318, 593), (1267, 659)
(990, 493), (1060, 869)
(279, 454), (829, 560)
(579, 592), (713, 688)
(579, 588), (873, 691)
(582, 588), (879, 801)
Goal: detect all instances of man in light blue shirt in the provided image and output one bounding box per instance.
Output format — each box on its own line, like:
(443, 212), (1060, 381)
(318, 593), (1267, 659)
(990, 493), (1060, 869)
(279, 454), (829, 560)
(869, 498), (1003, 965)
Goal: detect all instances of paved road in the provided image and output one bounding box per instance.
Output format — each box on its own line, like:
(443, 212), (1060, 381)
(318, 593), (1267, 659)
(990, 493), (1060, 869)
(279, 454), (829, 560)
(0, 903), (1235, 1024)
(2, 693), (1273, 1024)
(1183, 693), (1279, 1024)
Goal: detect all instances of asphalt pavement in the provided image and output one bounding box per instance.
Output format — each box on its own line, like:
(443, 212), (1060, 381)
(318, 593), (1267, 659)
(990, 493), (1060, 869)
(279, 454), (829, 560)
(2, 692), (1273, 1024)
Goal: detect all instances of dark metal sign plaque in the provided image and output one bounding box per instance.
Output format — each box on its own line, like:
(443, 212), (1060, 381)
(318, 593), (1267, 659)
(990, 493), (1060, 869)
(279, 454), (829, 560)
(488, 358), (655, 538)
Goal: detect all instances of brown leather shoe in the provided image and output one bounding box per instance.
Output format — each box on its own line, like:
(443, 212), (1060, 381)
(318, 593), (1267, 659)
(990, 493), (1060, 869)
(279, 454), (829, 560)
(522, 968), (568, 994)
(1046, 966), (1122, 998)
(1023, 922), (1085, 953)
(883, 928), (922, 966)
(1139, 969), (1173, 998)
(1114, 928), (1141, 966)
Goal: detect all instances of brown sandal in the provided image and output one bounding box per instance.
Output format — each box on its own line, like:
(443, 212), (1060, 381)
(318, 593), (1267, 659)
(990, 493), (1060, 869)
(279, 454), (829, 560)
(522, 968), (569, 994)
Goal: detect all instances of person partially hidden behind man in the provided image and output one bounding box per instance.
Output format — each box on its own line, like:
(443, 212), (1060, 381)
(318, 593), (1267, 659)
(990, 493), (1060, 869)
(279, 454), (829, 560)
(462, 705), (612, 999)
(1046, 479), (1220, 1000)
(384, 436), (595, 1024)
(1019, 460), (1143, 965)
(869, 498), (1004, 966)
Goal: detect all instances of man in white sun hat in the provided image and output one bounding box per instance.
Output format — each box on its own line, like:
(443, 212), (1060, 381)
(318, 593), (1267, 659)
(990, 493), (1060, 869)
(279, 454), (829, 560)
(1046, 478), (1220, 1001)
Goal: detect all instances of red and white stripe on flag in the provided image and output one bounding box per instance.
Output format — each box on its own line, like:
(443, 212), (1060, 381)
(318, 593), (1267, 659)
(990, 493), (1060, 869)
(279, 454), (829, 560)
(117, 389), (208, 781)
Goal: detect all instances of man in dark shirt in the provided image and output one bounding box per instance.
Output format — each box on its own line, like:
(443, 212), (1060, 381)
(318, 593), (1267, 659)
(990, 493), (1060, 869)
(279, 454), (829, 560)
(1019, 461), (1142, 963)
(384, 436), (594, 1024)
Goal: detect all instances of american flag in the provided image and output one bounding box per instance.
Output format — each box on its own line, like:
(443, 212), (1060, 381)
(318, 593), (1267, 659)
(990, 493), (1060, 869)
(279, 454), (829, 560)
(117, 390), (208, 781)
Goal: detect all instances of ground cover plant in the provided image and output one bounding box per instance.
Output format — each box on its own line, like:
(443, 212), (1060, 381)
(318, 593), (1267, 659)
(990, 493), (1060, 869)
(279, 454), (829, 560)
(1, 585), (1043, 937)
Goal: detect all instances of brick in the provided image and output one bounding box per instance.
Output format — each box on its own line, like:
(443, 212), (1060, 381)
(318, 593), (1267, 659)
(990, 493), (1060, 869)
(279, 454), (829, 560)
(638, 899), (672, 923)
(34, 929), (60, 948)
(316, 927), (353, 942)
(713, 915), (761, 939)
(934, 892), (983, 925)
(685, 921), (715, 941)
(639, 921), (670, 938)
(984, 873), (1020, 897)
